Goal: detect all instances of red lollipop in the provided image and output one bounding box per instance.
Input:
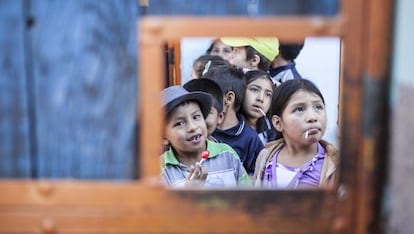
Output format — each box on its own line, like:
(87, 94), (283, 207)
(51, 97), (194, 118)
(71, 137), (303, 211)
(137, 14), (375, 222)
(199, 150), (209, 164)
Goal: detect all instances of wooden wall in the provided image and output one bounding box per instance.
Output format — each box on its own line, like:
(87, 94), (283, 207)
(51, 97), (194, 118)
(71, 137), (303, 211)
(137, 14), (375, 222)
(0, 0), (138, 179)
(0, 0), (31, 177)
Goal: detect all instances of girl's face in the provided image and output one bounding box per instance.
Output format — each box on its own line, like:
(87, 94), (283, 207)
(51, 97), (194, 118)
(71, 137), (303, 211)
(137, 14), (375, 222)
(164, 102), (208, 156)
(228, 47), (254, 70)
(273, 90), (327, 144)
(210, 40), (232, 61)
(243, 77), (274, 121)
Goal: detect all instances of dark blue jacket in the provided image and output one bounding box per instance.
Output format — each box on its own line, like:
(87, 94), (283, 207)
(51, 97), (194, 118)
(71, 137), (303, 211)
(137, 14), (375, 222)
(212, 113), (264, 175)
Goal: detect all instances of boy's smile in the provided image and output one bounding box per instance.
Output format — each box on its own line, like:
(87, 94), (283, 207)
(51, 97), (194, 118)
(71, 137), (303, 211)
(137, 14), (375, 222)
(188, 134), (202, 144)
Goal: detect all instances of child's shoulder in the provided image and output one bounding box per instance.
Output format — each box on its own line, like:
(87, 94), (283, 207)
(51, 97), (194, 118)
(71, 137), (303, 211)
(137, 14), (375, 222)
(207, 140), (239, 157)
(319, 139), (339, 163)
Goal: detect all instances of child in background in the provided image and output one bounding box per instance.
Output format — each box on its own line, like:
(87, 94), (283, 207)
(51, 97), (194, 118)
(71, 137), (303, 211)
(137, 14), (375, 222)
(183, 78), (224, 142)
(190, 54), (229, 79)
(161, 85), (250, 188)
(241, 70), (278, 144)
(206, 38), (233, 61)
(254, 79), (338, 189)
(203, 65), (264, 175)
(220, 37), (279, 72)
(269, 41), (304, 84)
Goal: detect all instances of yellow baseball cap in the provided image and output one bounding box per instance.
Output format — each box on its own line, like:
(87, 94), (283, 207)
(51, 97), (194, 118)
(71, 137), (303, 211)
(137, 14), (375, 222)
(221, 37), (279, 61)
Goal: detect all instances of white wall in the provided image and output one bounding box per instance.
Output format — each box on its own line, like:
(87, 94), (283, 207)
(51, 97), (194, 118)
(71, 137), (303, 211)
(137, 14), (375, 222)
(180, 37), (340, 146)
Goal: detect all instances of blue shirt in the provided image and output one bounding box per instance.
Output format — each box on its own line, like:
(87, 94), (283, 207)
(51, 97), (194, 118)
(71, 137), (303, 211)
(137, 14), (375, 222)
(268, 61), (302, 84)
(212, 113), (264, 175)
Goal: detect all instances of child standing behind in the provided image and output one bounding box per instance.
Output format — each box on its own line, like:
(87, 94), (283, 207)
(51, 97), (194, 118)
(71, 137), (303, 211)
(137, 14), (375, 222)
(190, 55), (230, 79)
(241, 70), (279, 144)
(161, 85), (250, 188)
(183, 78), (224, 142)
(254, 79), (338, 189)
(220, 37), (279, 72)
(203, 65), (264, 175)
(269, 41), (304, 84)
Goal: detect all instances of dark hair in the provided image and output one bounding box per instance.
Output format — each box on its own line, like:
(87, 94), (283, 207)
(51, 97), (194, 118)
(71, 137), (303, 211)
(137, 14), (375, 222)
(206, 39), (218, 54)
(192, 55), (229, 78)
(270, 78), (325, 117)
(206, 38), (232, 54)
(279, 43), (304, 61)
(244, 70), (273, 86)
(243, 70), (279, 141)
(183, 79), (224, 113)
(202, 65), (246, 112)
(245, 46), (272, 71)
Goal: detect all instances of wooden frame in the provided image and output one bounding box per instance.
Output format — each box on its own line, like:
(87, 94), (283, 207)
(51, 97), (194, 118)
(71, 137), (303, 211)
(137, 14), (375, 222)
(0, 0), (393, 233)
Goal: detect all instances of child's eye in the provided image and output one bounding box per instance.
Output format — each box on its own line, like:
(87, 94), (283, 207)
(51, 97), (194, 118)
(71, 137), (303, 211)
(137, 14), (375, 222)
(265, 92), (273, 98)
(315, 104), (325, 111)
(173, 120), (185, 127)
(249, 87), (259, 93)
(193, 113), (203, 120)
(223, 48), (232, 54)
(293, 107), (304, 112)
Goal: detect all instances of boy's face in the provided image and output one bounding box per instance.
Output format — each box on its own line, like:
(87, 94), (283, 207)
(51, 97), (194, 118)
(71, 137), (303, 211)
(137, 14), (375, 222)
(164, 102), (208, 156)
(205, 106), (223, 135)
(228, 46), (255, 70)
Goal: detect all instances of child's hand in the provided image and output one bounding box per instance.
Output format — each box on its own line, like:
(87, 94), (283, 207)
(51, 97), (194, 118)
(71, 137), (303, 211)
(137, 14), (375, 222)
(184, 163), (208, 187)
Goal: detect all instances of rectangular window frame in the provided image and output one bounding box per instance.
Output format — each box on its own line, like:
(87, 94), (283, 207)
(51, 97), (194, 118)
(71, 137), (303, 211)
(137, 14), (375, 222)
(0, 0), (394, 232)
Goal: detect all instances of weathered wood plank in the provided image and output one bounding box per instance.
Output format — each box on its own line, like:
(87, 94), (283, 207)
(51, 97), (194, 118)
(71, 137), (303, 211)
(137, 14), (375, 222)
(0, 180), (337, 233)
(0, 0), (31, 177)
(30, 0), (138, 179)
(145, 0), (339, 16)
(140, 16), (344, 40)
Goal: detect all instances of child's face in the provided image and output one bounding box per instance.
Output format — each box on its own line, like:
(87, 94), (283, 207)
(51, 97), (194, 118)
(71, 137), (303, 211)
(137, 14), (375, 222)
(228, 47), (254, 70)
(205, 106), (222, 135)
(190, 62), (201, 79)
(242, 77), (273, 122)
(164, 102), (208, 155)
(273, 90), (327, 144)
(210, 40), (232, 61)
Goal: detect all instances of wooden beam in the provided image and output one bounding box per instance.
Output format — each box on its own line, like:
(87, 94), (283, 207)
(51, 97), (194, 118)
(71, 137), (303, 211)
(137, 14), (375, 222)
(140, 16), (344, 41)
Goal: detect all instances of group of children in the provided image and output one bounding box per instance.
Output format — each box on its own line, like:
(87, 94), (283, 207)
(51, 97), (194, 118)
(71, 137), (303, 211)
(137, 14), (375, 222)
(160, 37), (338, 189)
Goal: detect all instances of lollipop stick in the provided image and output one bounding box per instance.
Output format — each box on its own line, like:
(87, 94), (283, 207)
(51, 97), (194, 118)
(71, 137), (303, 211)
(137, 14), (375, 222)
(259, 108), (266, 117)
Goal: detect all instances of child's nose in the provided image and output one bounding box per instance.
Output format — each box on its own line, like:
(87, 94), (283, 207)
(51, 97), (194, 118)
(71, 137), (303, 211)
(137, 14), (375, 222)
(187, 119), (198, 131)
(257, 91), (265, 101)
(305, 110), (318, 122)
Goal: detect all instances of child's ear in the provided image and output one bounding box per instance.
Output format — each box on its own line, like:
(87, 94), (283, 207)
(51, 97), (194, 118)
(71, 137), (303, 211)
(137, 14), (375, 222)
(251, 54), (260, 67)
(162, 138), (169, 146)
(272, 115), (283, 132)
(224, 91), (235, 106)
(217, 111), (225, 125)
